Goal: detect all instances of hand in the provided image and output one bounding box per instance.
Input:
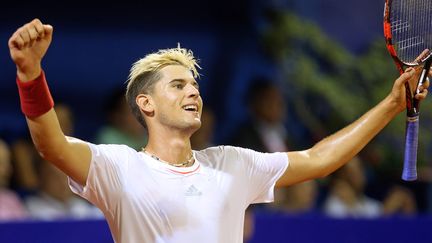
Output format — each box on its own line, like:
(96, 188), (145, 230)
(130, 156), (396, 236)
(383, 186), (417, 215)
(8, 18), (53, 81)
(389, 66), (431, 113)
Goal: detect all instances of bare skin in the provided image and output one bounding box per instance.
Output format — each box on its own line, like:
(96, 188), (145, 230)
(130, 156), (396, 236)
(9, 18), (431, 188)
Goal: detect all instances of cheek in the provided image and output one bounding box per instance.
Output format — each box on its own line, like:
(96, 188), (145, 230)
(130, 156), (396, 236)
(154, 95), (176, 111)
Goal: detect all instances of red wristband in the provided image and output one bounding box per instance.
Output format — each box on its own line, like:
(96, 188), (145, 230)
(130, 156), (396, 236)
(16, 70), (54, 118)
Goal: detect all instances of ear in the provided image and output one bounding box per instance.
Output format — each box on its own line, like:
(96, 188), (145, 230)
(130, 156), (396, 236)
(136, 94), (154, 115)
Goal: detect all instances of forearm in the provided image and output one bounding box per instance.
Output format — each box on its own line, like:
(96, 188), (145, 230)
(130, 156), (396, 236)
(309, 95), (401, 176)
(26, 109), (68, 161)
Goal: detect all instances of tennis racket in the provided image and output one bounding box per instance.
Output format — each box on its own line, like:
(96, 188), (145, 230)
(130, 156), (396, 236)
(384, 0), (432, 181)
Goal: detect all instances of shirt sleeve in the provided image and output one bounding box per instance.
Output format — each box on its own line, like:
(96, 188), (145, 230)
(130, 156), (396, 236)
(68, 143), (132, 214)
(227, 146), (289, 204)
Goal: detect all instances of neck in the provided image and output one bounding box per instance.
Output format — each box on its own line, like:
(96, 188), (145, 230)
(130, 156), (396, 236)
(144, 118), (201, 166)
(144, 131), (194, 167)
(143, 148), (194, 167)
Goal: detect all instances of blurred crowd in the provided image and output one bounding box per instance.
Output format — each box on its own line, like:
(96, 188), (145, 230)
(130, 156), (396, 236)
(0, 75), (430, 242)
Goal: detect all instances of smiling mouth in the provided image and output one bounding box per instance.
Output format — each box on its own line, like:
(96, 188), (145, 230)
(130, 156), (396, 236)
(182, 104), (198, 112)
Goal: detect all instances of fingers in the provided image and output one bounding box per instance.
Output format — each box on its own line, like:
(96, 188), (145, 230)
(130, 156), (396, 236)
(415, 88), (428, 100)
(19, 27), (31, 47)
(8, 18), (51, 50)
(429, 66), (432, 79)
(34, 21), (45, 37)
(9, 31), (24, 49)
(414, 49), (430, 63)
(395, 67), (416, 87)
(415, 68), (430, 100)
(423, 77), (430, 90)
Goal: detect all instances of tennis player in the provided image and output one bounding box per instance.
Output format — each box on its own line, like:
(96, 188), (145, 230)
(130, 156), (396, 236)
(8, 18), (431, 243)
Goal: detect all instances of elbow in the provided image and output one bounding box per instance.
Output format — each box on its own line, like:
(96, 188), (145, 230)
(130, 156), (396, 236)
(307, 148), (331, 179)
(316, 156), (347, 179)
(33, 137), (67, 162)
(34, 143), (58, 162)
(310, 145), (348, 179)
(312, 161), (332, 179)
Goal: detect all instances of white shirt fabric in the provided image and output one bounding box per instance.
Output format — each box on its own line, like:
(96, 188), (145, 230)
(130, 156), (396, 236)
(69, 144), (288, 243)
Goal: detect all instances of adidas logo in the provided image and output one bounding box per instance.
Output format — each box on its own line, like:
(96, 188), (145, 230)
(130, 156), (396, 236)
(185, 185), (202, 196)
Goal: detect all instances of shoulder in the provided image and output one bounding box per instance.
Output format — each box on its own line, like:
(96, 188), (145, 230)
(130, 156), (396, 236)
(196, 145), (250, 157)
(86, 143), (142, 170)
(89, 143), (139, 156)
(195, 145), (262, 167)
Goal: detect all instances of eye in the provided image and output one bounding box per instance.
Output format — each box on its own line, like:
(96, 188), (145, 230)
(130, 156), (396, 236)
(173, 83), (184, 89)
(191, 81), (199, 90)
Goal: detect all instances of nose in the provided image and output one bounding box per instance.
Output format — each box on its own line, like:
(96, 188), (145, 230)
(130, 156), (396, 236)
(186, 83), (200, 98)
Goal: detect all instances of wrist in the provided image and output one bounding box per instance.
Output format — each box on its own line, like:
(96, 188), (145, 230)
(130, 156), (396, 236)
(17, 65), (42, 82)
(16, 70), (54, 118)
(385, 94), (405, 116)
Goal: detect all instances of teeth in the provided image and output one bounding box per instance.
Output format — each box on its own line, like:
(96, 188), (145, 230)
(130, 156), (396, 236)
(183, 105), (197, 111)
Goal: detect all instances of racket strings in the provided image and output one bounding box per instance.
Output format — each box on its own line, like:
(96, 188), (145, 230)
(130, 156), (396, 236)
(390, 0), (432, 64)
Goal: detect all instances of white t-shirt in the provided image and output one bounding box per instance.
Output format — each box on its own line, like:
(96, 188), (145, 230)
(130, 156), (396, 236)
(69, 144), (288, 243)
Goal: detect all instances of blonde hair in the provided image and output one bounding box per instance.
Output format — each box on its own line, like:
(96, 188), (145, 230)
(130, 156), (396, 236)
(125, 45), (201, 128)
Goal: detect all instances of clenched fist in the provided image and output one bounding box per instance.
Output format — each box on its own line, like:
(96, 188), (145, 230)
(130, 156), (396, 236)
(8, 18), (53, 82)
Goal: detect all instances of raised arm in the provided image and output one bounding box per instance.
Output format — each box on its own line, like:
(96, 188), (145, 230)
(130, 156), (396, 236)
(277, 67), (430, 187)
(9, 19), (91, 185)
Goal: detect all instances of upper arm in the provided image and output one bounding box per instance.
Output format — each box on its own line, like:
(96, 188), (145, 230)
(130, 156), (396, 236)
(39, 135), (91, 187)
(58, 136), (92, 186)
(276, 150), (326, 187)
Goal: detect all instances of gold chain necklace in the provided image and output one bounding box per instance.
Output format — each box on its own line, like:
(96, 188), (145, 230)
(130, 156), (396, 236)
(142, 148), (194, 167)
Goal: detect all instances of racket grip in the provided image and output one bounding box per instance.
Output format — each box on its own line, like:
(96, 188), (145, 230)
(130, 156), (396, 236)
(402, 116), (419, 181)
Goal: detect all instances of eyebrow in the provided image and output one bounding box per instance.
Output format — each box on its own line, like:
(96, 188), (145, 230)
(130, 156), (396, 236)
(169, 79), (199, 87)
(169, 79), (187, 83)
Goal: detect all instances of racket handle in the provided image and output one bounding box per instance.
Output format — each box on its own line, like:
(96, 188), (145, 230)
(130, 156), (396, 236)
(402, 116), (419, 181)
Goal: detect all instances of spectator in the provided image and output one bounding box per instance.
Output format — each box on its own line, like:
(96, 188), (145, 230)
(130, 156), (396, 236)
(0, 138), (29, 221)
(270, 180), (320, 216)
(230, 78), (291, 152)
(323, 156), (417, 218)
(96, 87), (148, 150)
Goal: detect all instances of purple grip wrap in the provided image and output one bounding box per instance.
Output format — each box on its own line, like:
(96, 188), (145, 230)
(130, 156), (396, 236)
(402, 116), (419, 181)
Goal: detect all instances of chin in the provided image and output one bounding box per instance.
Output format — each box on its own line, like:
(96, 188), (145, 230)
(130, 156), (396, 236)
(188, 120), (202, 132)
(193, 120), (202, 129)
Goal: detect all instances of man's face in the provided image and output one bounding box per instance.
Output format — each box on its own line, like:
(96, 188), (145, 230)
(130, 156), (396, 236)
(150, 65), (203, 132)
